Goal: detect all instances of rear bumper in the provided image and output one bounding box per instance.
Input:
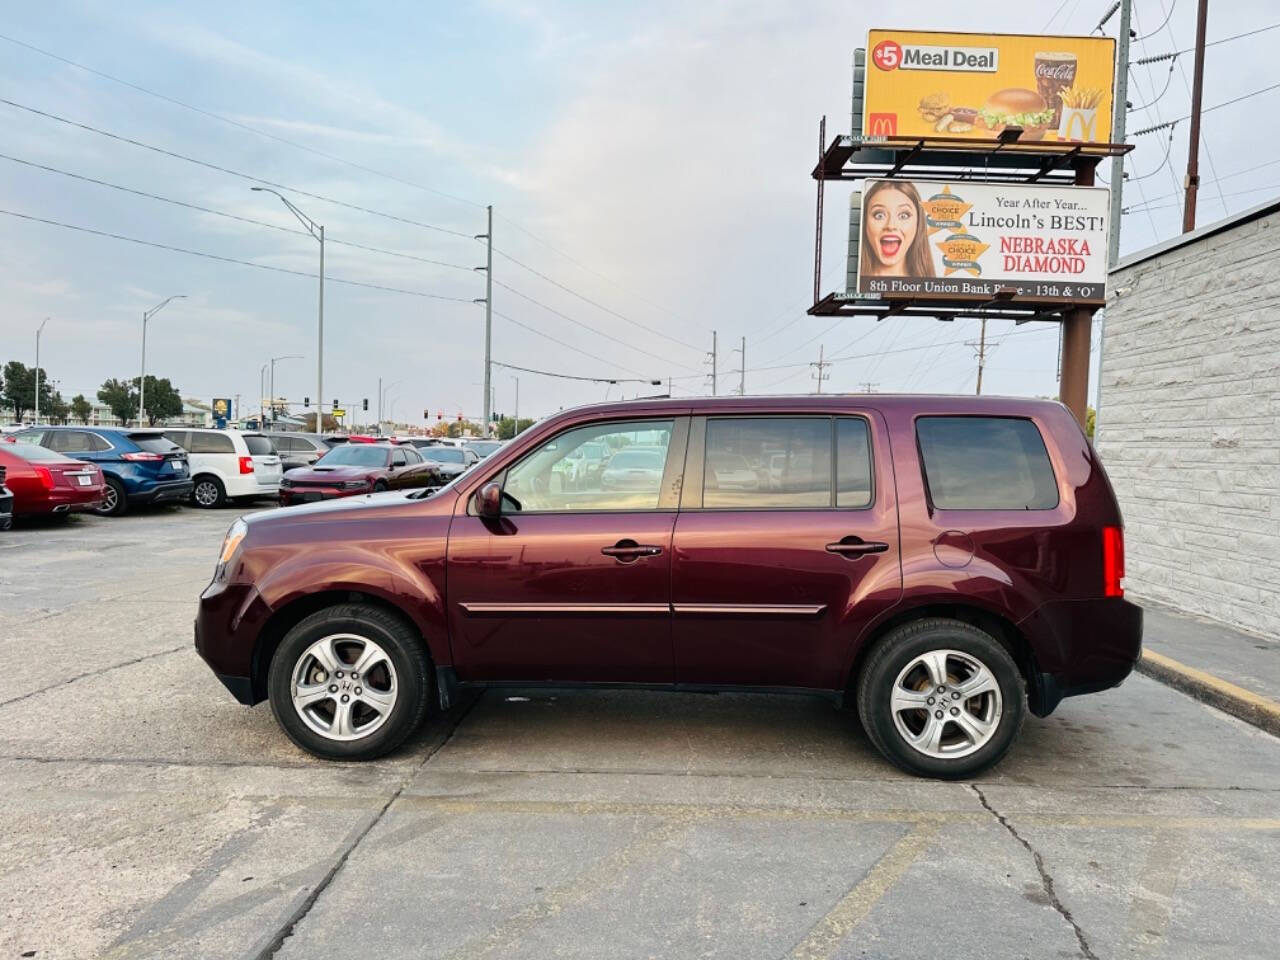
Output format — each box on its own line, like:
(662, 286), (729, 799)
(130, 479), (195, 505)
(1019, 597), (1144, 717)
(195, 579), (273, 705)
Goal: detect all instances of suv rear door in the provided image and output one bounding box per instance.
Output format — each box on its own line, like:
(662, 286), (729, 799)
(670, 410), (902, 689)
(243, 434), (282, 486)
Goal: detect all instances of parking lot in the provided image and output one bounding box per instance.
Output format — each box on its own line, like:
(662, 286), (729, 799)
(1, 505), (1278, 960)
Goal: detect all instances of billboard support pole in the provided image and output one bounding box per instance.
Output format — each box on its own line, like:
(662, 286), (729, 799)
(813, 115), (826, 306)
(1059, 160), (1097, 426)
(1183, 0), (1209, 233)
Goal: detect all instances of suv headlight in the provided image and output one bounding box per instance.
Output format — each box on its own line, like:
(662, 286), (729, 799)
(215, 518), (248, 581)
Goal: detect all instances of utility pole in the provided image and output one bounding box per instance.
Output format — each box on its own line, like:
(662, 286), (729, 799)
(512, 376), (519, 432)
(706, 330), (718, 396)
(377, 375), (382, 429)
(34, 317), (48, 425)
(810, 344), (830, 394)
(967, 317), (989, 395)
(739, 336), (746, 395)
(1107, 0), (1132, 267)
(259, 364), (267, 430)
(1183, 0), (1210, 233)
(477, 205), (494, 436)
(858, 381), (879, 393)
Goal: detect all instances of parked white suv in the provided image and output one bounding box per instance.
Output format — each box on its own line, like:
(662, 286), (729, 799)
(162, 429), (282, 508)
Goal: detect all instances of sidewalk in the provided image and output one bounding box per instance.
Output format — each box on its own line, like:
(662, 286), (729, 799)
(1136, 600), (1280, 736)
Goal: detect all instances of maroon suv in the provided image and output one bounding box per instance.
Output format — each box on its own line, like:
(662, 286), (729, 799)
(196, 395), (1141, 778)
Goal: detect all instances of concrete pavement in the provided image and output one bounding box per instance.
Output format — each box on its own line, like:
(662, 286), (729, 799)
(2, 506), (1278, 959)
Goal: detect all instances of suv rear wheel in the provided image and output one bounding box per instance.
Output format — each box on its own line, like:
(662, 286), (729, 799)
(268, 604), (432, 760)
(96, 476), (127, 516)
(856, 618), (1025, 779)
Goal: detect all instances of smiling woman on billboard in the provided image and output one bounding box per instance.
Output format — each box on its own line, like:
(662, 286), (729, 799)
(861, 181), (936, 279)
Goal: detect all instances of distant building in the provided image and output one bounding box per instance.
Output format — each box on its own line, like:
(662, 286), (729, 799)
(1097, 198), (1280, 637)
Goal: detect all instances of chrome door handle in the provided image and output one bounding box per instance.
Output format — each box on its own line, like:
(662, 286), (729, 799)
(826, 537), (889, 558)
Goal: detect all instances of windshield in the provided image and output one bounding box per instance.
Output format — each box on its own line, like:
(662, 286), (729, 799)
(7, 444), (76, 463)
(316, 446), (389, 467)
(427, 448), (465, 463)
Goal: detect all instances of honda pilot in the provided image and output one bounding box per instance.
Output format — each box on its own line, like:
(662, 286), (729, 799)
(196, 395), (1142, 779)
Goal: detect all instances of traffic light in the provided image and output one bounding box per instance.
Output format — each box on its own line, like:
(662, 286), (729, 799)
(303, 397), (310, 408)
(423, 409), (429, 420)
(362, 398), (369, 411)
(332, 399), (339, 411)
(457, 412), (463, 422)
(437, 410), (443, 421)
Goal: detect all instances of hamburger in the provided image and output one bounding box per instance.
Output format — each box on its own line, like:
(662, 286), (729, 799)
(977, 88), (1055, 141)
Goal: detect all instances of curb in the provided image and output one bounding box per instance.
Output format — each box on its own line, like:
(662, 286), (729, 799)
(1137, 650), (1280, 738)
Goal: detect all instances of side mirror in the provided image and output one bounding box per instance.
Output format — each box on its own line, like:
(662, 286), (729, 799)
(476, 481), (502, 518)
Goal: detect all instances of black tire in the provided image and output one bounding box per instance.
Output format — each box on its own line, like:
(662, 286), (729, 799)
(856, 618), (1025, 780)
(191, 475), (226, 509)
(96, 476), (128, 516)
(373, 480), (388, 492)
(268, 604), (432, 761)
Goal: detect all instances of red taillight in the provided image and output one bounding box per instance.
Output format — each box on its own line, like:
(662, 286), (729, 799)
(34, 465), (54, 490)
(122, 451), (164, 462)
(1103, 525), (1125, 598)
(239, 456), (255, 474)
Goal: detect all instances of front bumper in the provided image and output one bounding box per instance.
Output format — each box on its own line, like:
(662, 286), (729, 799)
(1019, 597), (1144, 717)
(278, 485), (365, 505)
(195, 579), (272, 705)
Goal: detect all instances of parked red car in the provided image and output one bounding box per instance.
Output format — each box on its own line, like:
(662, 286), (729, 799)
(197, 395), (1142, 778)
(0, 443), (105, 516)
(278, 442), (448, 505)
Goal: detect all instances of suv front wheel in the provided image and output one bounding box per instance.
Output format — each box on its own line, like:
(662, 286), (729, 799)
(268, 604), (432, 760)
(856, 618), (1025, 779)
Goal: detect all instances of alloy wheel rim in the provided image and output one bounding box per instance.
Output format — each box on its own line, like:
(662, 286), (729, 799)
(100, 484), (118, 512)
(890, 649), (1002, 760)
(194, 482), (218, 506)
(290, 633), (398, 742)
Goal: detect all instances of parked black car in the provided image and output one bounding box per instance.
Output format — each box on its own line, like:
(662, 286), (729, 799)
(0, 463), (13, 530)
(419, 444), (479, 480)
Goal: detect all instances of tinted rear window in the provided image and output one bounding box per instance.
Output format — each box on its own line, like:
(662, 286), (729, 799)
(916, 417), (1058, 510)
(129, 433), (182, 454)
(7, 443), (73, 462)
(244, 435), (276, 455)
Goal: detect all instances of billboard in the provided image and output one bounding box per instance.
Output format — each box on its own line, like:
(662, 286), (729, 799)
(862, 30), (1115, 148)
(211, 397), (232, 429)
(852, 179), (1110, 304)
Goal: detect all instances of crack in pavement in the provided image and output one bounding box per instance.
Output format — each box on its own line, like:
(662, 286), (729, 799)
(251, 691), (482, 960)
(0, 645), (188, 708)
(970, 784), (1099, 960)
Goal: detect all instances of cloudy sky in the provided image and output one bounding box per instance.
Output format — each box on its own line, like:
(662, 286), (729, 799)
(1, 0), (1274, 424)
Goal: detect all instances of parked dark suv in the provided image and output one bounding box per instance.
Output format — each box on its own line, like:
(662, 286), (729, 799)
(196, 396), (1141, 778)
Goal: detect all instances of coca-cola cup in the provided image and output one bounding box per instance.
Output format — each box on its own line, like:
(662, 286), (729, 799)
(1035, 52), (1078, 128)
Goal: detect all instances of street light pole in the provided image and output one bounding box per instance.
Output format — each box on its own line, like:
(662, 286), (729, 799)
(512, 376), (519, 434)
(138, 295), (186, 427)
(475, 206), (493, 437)
(269, 354), (303, 428)
(259, 363), (268, 430)
(34, 317), (48, 425)
(252, 188), (324, 432)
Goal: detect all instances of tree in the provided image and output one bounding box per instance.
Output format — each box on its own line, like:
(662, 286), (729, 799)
(1085, 406), (1096, 441)
(70, 394), (92, 424)
(2, 361), (55, 424)
(300, 412), (340, 432)
(446, 419), (482, 438)
(46, 391), (70, 424)
(134, 375), (183, 426)
(98, 378), (138, 425)
(496, 416), (535, 440)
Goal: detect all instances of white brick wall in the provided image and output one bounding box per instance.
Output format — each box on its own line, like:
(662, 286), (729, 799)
(1097, 209), (1280, 637)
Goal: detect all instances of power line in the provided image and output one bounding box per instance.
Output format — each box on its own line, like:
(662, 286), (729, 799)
(1131, 82), (1280, 135)
(1136, 0), (1178, 39)
(0, 31), (484, 211)
(1133, 22), (1280, 64)
(491, 360), (660, 385)
(490, 246), (704, 353)
(1128, 57), (1179, 111)
(489, 308), (656, 380)
(490, 279), (704, 374)
(0, 97), (477, 241)
(0, 152), (478, 273)
(1124, 157), (1280, 212)
(0, 207), (476, 302)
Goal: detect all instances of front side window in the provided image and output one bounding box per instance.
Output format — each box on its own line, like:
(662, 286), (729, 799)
(703, 417), (832, 508)
(503, 419), (674, 512)
(391, 449), (407, 467)
(916, 416), (1059, 510)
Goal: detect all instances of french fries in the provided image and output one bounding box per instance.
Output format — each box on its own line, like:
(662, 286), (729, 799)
(1058, 87), (1103, 110)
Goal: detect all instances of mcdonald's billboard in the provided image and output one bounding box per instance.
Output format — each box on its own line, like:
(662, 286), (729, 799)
(862, 29), (1116, 150)
(853, 179), (1110, 304)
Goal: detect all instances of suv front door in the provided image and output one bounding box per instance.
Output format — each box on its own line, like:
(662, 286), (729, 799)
(446, 417), (688, 683)
(671, 412), (902, 690)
